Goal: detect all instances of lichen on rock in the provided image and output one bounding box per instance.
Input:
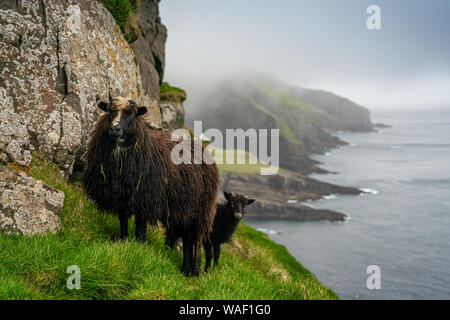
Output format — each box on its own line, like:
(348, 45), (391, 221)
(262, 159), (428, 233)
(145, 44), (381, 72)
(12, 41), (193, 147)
(0, 166), (64, 235)
(0, 0), (163, 177)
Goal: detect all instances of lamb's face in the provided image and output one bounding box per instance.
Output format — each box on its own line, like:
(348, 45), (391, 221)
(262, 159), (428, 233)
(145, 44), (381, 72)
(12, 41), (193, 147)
(98, 97), (147, 145)
(224, 191), (255, 220)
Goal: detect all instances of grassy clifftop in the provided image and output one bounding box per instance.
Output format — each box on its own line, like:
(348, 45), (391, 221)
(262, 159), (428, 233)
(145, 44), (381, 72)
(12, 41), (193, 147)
(160, 82), (187, 103)
(0, 155), (337, 300)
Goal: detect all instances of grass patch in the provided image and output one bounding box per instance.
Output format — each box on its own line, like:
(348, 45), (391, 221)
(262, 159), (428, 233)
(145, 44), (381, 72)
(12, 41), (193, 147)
(0, 153), (336, 300)
(99, 0), (140, 42)
(211, 147), (275, 175)
(160, 82), (187, 103)
(249, 98), (300, 144)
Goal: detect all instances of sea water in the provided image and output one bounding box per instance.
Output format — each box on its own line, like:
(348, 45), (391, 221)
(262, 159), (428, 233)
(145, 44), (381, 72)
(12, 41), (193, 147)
(245, 108), (450, 299)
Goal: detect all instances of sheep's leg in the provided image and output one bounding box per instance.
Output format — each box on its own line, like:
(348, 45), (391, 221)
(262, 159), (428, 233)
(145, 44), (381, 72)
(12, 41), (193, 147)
(204, 242), (213, 272)
(213, 244), (221, 266)
(192, 238), (202, 277)
(135, 215), (147, 243)
(164, 230), (177, 250)
(119, 213), (128, 240)
(111, 213), (128, 241)
(181, 237), (193, 276)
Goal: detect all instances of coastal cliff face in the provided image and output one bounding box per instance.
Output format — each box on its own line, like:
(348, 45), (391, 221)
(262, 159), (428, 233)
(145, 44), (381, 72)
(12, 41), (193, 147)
(186, 76), (373, 174)
(0, 0), (165, 178)
(187, 75), (373, 221)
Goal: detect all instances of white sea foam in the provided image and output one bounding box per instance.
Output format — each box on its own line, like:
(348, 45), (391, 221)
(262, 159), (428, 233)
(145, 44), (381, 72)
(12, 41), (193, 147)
(359, 188), (379, 195)
(322, 194), (337, 200)
(257, 228), (281, 235)
(287, 199), (298, 204)
(299, 201), (315, 208)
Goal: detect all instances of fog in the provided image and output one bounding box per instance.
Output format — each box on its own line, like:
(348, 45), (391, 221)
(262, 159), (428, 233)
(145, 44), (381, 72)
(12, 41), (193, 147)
(160, 0), (450, 110)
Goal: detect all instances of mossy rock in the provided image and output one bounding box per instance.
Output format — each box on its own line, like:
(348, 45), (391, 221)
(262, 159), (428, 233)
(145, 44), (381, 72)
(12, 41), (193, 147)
(99, 0), (140, 43)
(160, 82), (187, 103)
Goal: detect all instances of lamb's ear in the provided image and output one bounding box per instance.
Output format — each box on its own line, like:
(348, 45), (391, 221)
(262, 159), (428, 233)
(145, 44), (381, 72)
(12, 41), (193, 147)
(137, 106), (148, 117)
(98, 101), (108, 112)
(247, 199), (255, 205)
(224, 191), (231, 201)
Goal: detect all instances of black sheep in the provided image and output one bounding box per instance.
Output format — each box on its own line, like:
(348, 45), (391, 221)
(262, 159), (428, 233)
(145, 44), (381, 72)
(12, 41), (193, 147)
(204, 191), (255, 272)
(83, 96), (219, 276)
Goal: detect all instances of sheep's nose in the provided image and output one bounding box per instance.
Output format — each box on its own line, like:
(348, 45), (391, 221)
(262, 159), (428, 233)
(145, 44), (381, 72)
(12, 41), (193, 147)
(109, 124), (123, 137)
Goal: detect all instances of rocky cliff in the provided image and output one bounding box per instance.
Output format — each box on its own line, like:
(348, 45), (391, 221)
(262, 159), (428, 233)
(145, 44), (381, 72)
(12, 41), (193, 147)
(0, 0), (169, 234)
(0, 0), (166, 179)
(186, 75), (373, 174)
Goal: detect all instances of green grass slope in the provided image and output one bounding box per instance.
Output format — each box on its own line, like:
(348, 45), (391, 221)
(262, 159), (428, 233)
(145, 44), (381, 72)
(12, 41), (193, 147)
(0, 155), (337, 300)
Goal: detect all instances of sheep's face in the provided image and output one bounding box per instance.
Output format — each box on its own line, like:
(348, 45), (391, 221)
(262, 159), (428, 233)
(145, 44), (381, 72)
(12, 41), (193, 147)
(98, 97), (147, 145)
(224, 191), (255, 220)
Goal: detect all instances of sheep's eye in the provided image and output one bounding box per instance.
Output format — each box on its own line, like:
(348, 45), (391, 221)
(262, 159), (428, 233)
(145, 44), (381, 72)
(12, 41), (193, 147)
(126, 112), (135, 121)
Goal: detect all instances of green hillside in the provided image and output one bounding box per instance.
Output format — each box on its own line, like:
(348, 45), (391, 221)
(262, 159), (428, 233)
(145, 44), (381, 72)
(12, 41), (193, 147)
(187, 76), (373, 172)
(0, 155), (337, 300)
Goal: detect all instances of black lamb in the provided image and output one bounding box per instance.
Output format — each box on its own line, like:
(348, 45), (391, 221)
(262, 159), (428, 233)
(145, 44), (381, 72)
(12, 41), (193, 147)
(204, 191), (255, 272)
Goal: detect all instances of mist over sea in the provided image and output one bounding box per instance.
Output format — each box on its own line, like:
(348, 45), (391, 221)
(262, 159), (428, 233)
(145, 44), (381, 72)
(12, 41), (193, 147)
(245, 108), (450, 299)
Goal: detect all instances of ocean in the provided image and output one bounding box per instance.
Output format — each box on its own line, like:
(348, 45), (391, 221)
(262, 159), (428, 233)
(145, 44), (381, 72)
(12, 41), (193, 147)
(245, 108), (450, 299)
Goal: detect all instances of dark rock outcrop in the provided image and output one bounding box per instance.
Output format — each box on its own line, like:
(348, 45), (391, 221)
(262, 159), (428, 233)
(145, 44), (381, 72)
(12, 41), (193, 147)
(220, 169), (360, 221)
(247, 201), (346, 222)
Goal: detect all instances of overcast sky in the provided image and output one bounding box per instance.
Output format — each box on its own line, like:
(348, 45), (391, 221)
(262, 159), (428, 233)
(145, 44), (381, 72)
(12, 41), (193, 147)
(160, 0), (450, 109)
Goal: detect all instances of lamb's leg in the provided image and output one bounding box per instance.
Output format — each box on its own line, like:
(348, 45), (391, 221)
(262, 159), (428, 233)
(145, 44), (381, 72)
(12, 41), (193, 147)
(192, 237), (202, 277)
(204, 241), (213, 272)
(181, 237), (193, 276)
(213, 243), (221, 266)
(135, 215), (147, 243)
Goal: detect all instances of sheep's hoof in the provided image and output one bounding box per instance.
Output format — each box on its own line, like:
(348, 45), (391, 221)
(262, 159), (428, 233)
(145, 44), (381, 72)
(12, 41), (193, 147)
(191, 268), (200, 277)
(181, 268), (190, 277)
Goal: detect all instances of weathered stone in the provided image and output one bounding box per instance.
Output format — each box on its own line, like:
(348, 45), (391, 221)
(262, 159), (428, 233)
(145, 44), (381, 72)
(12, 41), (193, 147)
(0, 0), (163, 177)
(0, 166), (64, 235)
(131, 0), (167, 100)
(160, 99), (185, 132)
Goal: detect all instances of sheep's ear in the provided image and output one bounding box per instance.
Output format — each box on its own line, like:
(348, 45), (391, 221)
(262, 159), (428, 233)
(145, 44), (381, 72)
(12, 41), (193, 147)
(137, 106), (148, 117)
(98, 101), (108, 112)
(247, 198), (255, 205)
(224, 191), (231, 201)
